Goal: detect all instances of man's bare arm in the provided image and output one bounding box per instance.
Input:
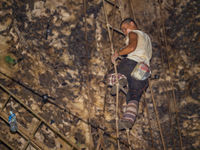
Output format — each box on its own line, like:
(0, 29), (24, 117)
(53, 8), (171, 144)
(118, 32), (138, 56)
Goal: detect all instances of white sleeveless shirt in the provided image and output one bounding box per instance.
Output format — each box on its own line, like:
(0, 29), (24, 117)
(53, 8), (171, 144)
(125, 30), (152, 66)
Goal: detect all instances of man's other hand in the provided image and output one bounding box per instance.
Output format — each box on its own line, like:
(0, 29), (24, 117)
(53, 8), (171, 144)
(111, 51), (119, 64)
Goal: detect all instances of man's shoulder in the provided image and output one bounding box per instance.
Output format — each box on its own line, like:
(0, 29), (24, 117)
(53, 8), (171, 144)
(130, 30), (151, 39)
(128, 30), (142, 36)
(128, 31), (138, 41)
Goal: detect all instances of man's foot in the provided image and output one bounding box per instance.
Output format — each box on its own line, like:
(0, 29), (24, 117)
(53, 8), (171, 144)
(118, 100), (138, 130)
(110, 78), (128, 95)
(109, 119), (133, 131)
(118, 119), (133, 130)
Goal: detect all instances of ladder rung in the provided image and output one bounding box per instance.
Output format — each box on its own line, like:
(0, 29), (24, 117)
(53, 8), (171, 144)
(97, 18), (124, 36)
(105, 0), (119, 8)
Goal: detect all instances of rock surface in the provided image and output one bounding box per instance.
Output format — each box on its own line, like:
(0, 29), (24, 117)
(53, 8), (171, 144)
(0, 0), (199, 149)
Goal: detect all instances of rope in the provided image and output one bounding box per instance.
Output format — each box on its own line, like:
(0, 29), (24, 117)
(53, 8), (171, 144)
(83, 0), (94, 149)
(129, 0), (137, 22)
(100, 0), (119, 149)
(138, 0), (181, 149)
(126, 129), (132, 150)
(118, 0), (124, 20)
(117, 1), (135, 148)
(102, 0), (120, 149)
(128, 1), (165, 149)
(149, 79), (167, 150)
(161, 81), (176, 149)
(158, 1), (183, 149)
(143, 91), (155, 149)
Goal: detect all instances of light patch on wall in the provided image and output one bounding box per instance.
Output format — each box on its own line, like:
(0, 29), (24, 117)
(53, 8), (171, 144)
(95, 21), (102, 51)
(0, 15), (12, 32)
(32, 1), (47, 17)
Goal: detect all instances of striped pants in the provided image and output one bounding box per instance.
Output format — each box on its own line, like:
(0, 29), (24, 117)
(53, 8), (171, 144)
(123, 100), (138, 123)
(108, 58), (148, 123)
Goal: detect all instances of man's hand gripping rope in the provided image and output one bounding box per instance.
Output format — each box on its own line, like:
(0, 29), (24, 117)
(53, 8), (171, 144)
(110, 50), (128, 95)
(111, 51), (120, 64)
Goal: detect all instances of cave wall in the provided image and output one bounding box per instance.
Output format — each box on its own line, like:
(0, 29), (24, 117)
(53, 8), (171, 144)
(0, 0), (199, 149)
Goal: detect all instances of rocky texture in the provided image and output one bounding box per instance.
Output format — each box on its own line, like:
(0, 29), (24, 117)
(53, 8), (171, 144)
(0, 0), (199, 149)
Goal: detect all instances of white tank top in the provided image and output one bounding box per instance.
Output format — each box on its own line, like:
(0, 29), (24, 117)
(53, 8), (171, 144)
(125, 30), (152, 66)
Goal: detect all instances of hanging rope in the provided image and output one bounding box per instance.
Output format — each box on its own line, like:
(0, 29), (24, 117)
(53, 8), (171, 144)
(158, 1), (183, 149)
(99, 1), (119, 149)
(149, 79), (167, 150)
(161, 82), (176, 149)
(129, 0), (166, 150)
(114, 1), (135, 148)
(129, 0), (137, 23)
(154, 3), (175, 147)
(83, 0), (94, 149)
(143, 91), (155, 149)
(102, 0), (121, 149)
(126, 129), (132, 150)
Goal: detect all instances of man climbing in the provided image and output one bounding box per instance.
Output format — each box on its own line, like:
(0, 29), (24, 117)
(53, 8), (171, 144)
(107, 18), (152, 130)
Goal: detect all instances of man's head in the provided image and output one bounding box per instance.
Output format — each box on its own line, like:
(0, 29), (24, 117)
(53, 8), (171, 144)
(120, 18), (138, 36)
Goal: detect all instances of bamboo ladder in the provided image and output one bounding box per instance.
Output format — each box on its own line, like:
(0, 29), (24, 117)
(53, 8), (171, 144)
(102, 0), (122, 149)
(157, 0), (183, 149)
(102, 0), (138, 149)
(0, 83), (81, 150)
(104, 1), (168, 149)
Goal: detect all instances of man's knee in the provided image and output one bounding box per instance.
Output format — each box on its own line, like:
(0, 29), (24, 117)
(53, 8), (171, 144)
(106, 73), (127, 87)
(126, 80), (148, 102)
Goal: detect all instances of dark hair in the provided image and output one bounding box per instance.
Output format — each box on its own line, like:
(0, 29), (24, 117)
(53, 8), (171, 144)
(120, 18), (137, 29)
